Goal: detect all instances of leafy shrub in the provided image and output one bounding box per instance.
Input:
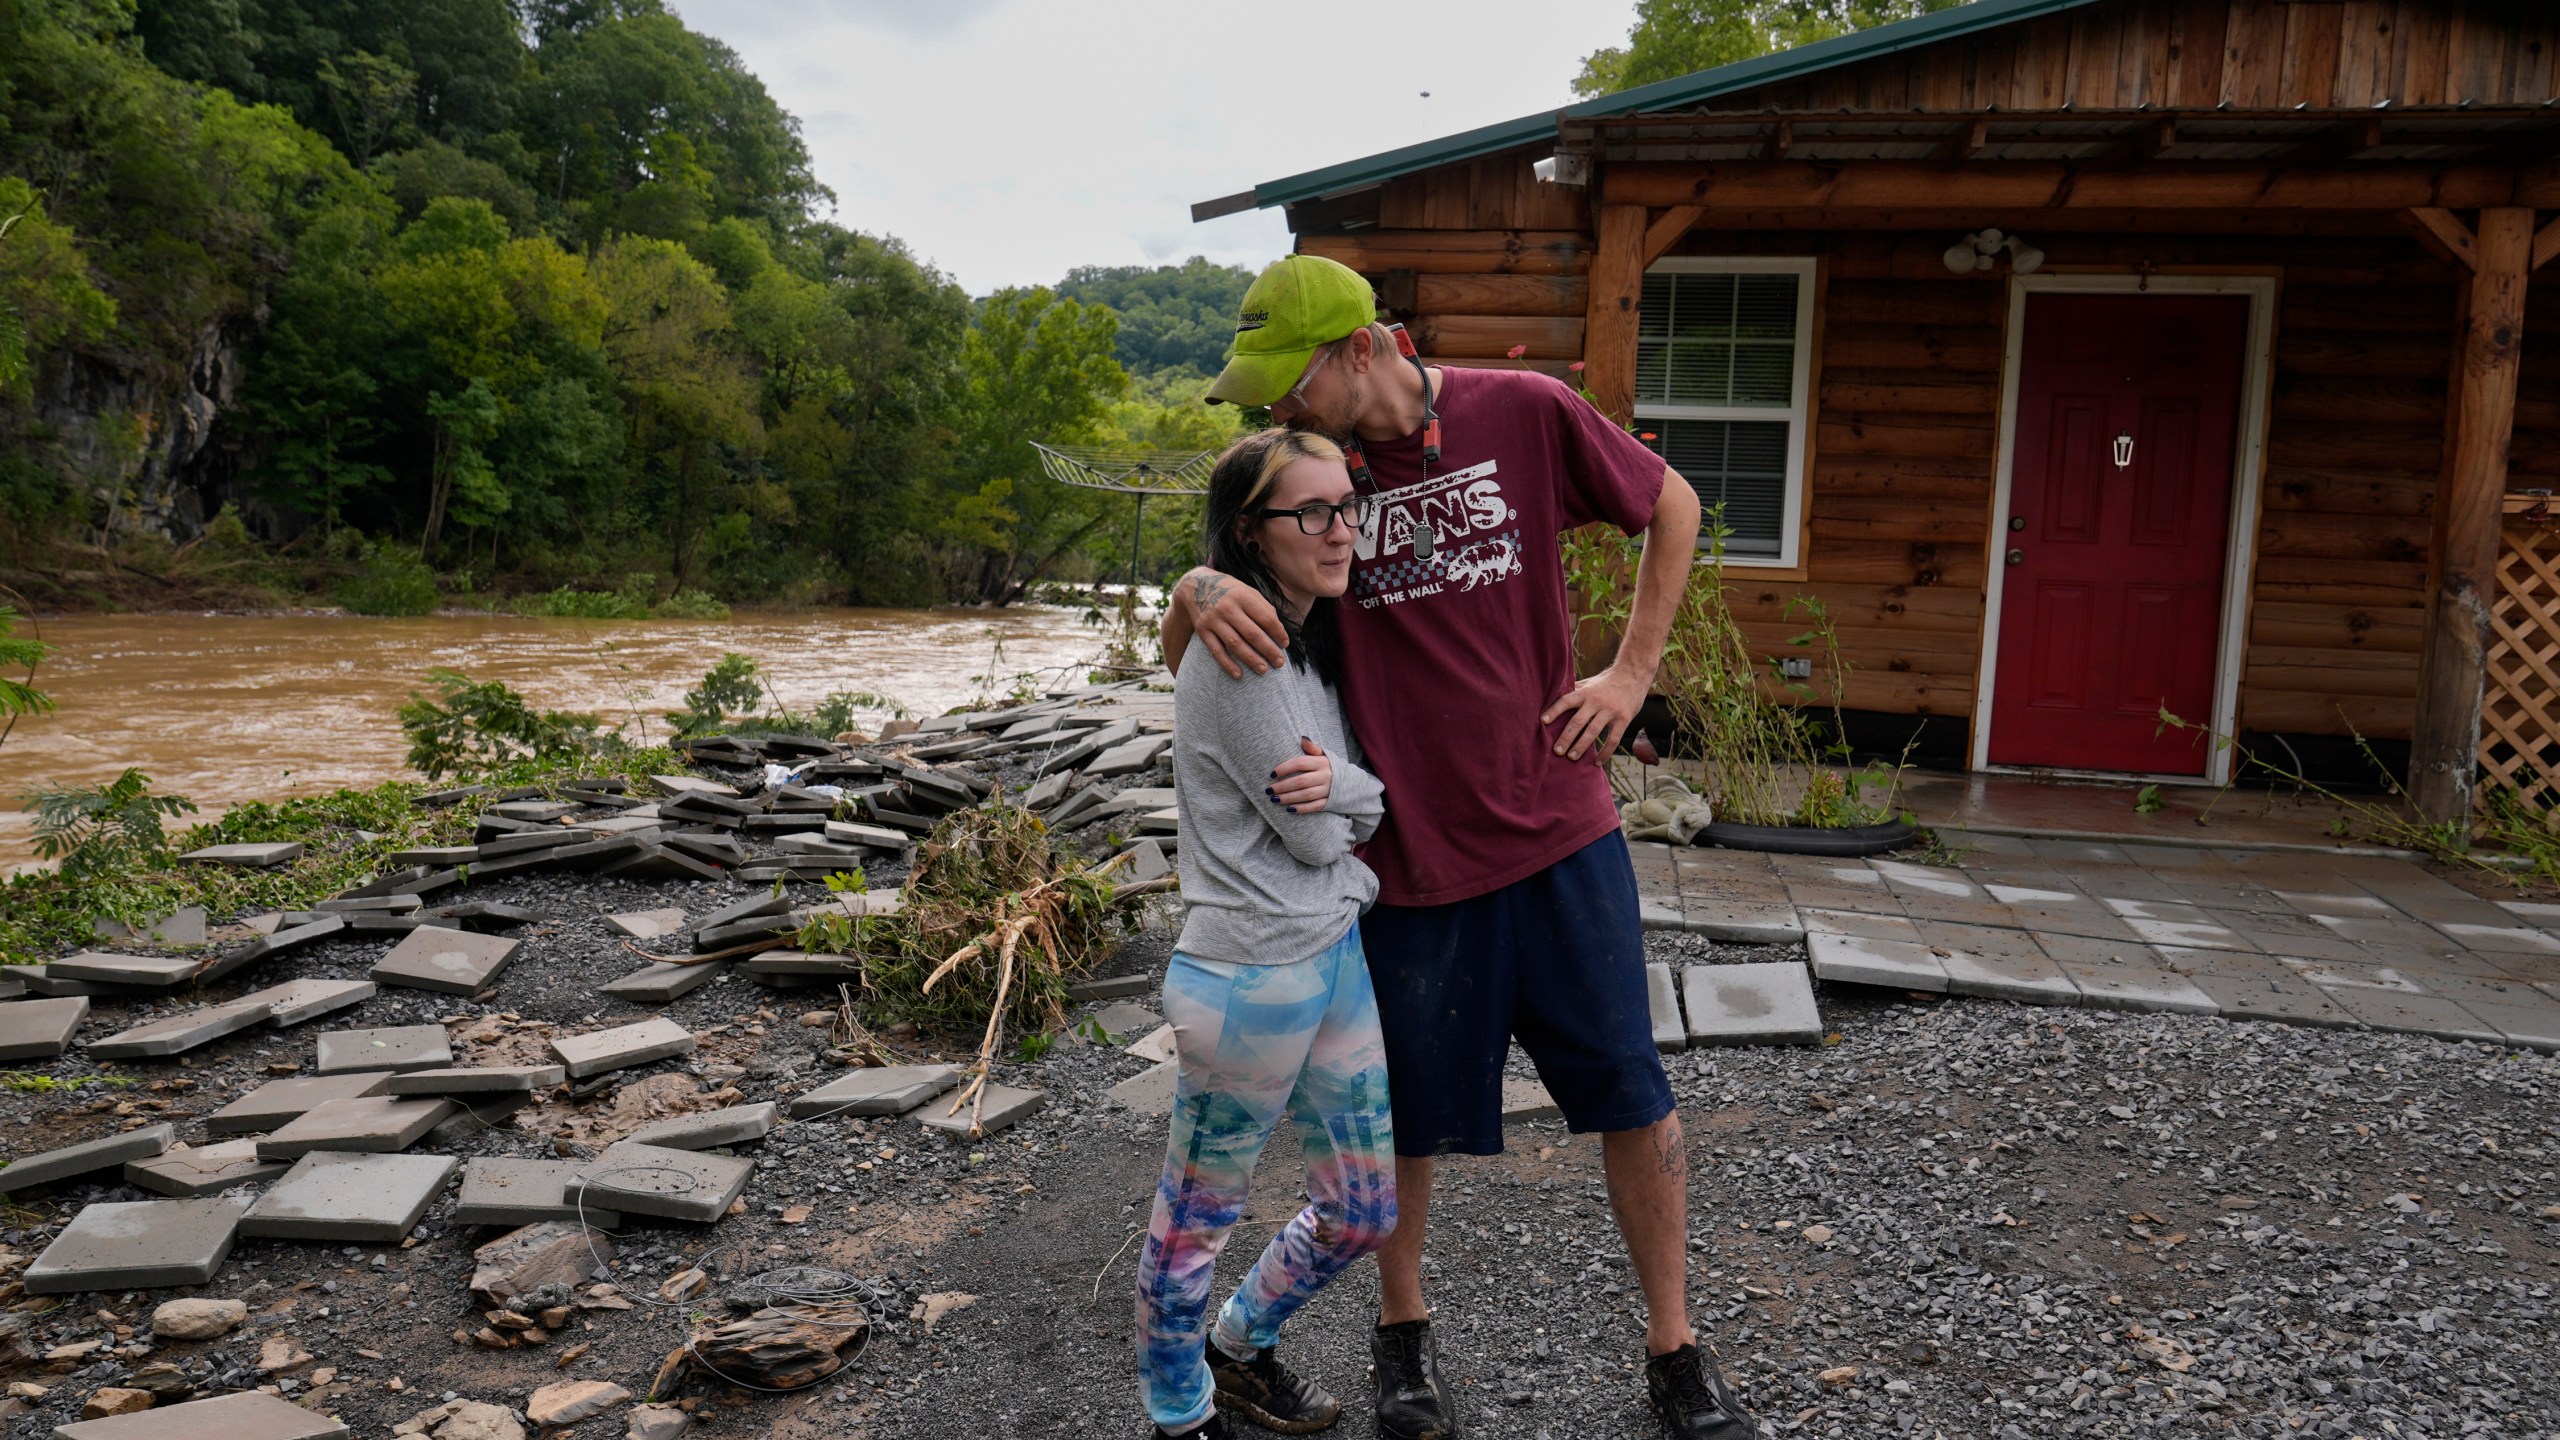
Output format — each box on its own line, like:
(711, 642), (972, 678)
(511, 585), (652, 620)
(666, 652), (765, 737)
(337, 542), (440, 616)
(25, 768), (197, 881)
(812, 690), (912, 735)
(653, 588), (729, 620)
(0, 605), (55, 748)
(398, 669), (615, 779)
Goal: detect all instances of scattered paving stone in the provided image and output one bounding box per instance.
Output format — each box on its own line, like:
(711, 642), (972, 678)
(314, 1024), (453, 1074)
(0, 996), (88, 1061)
(605, 907), (688, 939)
(452, 1158), (620, 1227)
(1085, 735), (1171, 777)
(22, 1193), (252, 1293)
(526, 1380), (629, 1427)
(741, 951), (864, 979)
(1104, 1060), (1176, 1117)
(822, 820), (911, 850)
(568, 1141), (752, 1223)
(149, 1297), (246, 1340)
(0, 1122), (174, 1192)
(628, 1101), (778, 1150)
(204, 1073), (395, 1134)
(45, 952), (198, 988)
(379, 1064), (566, 1095)
(1807, 931), (1951, 992)
(1123, 1023), (1177, 1064)
(916, 1084), (1045, 1139)
(85, 999), (275, 1060)
(598, 960), (726, 1003)
(1646, 962), (1686, 1052)
(1112, 837), (1172, 883)
(1086, 1001), (1158, 1043)
(240, 1151), (460, 1242)
(52, 1388), (348, 1439)
(550, 1017), (696, 1079)
(253, 1095), (457, 1160)
(1500, 1075), (1560, 1121)
(176, 842), (304, 868)
(784, 1064), (960, 1119)
(1682, 962), (1825, 1046)
(652, 775), (739, 797)
(370, 927), (520, 996)
(123, 1140), (289, 1197)
(196, 915), (348, 985)
(236, 977), (377, 1027)
(15, 966), (114, 998)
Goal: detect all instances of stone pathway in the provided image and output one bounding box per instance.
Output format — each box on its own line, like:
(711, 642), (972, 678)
(1632, 832), (2560, 1050)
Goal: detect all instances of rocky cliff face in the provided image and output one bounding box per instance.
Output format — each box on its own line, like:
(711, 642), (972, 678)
(32, 318), (251, 542)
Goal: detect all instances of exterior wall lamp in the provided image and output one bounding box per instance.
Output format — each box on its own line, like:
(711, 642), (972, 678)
(1943, 229), (2046, 275)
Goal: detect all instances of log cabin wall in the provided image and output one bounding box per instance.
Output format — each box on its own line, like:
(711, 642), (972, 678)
(1303, 196), (2553, 748)
(1694, 0), (2557, 114)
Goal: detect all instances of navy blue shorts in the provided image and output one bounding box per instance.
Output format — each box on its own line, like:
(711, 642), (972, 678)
(1358, 830), (1674, 1157)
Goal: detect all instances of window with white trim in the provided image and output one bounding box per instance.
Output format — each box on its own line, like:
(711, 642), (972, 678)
(1633, 257), (1817, 567)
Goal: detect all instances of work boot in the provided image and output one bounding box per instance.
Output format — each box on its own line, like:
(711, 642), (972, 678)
(1210, 1339), (1341, 1433)
(1643, 1343), (1760, 1440)
(1152, 1410), (1234, 1440)
(1369, 1319), (1459, 1440)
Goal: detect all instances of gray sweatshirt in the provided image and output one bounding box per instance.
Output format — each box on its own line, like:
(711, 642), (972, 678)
(1171, 634), (1386, 966)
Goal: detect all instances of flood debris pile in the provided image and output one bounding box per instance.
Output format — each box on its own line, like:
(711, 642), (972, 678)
(0, 674), (1188, 1434)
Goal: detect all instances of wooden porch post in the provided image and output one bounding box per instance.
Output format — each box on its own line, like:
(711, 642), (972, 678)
(2409, 207), (2535, 823)
(1582, 204), (1648, 426)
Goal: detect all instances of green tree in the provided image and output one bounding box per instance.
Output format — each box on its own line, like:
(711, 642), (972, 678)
(1056, 257), (1257, 377)
(1573, 0), (1974, 97)
(0, 181), (117, 401)
(592, 235), (761, 584)
(935, 287), (1128, 603)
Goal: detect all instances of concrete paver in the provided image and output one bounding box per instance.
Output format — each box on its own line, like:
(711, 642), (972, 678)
(1, 1123), (174, 1192)
(568, 1140), (751, 1222)
(241, 1151), (460, 1241)
(205, 1073), (395, 1134)
(53, 1389), (349, 1439)
(786, 1063), (959, 1119)
(124, 1140), (289, 1197)
(550, 1016), (696, 1078)
(1807, 932), (1949, 992)
(23, 1193), (252, 1293)
(314, 1024), (452, 1074)
(2034, 934), (2218, 1015)
(237, 978), (377, 1027)
(46, 952), (198, 988)
(629, 1101), (778, 1150)
(1915, 921), (2085, 1005)
(917, 1083), (1045, 1138)
(1105, 1061), (1176, 1117)
(0, 996), (87, 1061)
(1681, 962), (1823, 1045)
(600, 958), (727, 1003)
(177, 841), (303, 867)
(1645, 962), (1685, 1052)
(370, 926), (519, 996)
(254, 1095), (457, 1159)
(86, 1000), (274, 1060)
(453, 1157), (620, 1227)
(380, 1064), (566, 1095)
(605, 907), (688, 939)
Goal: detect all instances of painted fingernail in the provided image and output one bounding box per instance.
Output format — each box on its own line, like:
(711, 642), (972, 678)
(1266, 788), (1278, 800)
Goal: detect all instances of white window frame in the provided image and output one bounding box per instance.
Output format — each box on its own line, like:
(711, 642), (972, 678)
(1634, 255), (1818, 570)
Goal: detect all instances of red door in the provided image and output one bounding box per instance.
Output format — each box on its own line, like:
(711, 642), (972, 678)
(1988, 294), (2249, 775)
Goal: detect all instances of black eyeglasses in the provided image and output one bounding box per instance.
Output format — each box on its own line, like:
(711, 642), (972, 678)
(1254, 495), (1376, 536)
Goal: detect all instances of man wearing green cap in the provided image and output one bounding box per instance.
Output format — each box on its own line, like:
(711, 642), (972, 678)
(1161, 254), (1757, 1440)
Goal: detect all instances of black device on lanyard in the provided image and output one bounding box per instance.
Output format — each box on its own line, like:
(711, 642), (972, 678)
(1340, 324), (1442, 560)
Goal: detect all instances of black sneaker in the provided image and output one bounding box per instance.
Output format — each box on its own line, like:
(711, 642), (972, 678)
(1644, 1343), (1759, 1440)
(1369, 1319), (1460, 1440)
(1209, 1340), (1341, 1433)
(1153, 1412), (1234, 1440)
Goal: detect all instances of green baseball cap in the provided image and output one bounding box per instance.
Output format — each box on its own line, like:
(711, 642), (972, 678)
(1207, 254), (1378, 406)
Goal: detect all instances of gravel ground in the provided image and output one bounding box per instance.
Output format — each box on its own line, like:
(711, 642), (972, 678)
(2, 792), (2556, 1438)
(858, 925), (2560, 1440)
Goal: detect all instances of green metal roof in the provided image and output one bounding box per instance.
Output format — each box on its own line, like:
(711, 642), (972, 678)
(1229, 0), (2112, 212)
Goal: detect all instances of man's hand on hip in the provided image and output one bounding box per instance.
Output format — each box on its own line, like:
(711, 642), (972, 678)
(1542, 665), (1649, 763)
(1174, 566), (1289, 680)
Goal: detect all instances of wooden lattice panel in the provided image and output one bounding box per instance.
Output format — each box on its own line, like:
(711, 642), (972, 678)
(2481, 513), (2560, 813)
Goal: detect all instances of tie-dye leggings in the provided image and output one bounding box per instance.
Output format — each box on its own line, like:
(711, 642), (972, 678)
(1133, 927), (1398, 1432)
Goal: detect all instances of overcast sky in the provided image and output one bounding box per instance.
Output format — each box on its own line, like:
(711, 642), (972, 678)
(663, 0), (1638, 294)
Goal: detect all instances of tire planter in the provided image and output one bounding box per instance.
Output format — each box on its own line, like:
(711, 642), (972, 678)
(1697, 818), (1918, 857)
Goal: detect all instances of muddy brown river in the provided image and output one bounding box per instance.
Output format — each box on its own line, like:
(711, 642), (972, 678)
(0, 607), (1120, 873)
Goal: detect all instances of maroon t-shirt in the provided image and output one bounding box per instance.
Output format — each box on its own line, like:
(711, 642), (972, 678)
(1338, 367), (1666, 907)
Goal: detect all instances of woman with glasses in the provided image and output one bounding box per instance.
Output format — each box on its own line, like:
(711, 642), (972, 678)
(1132, 427), (1395, 1439)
